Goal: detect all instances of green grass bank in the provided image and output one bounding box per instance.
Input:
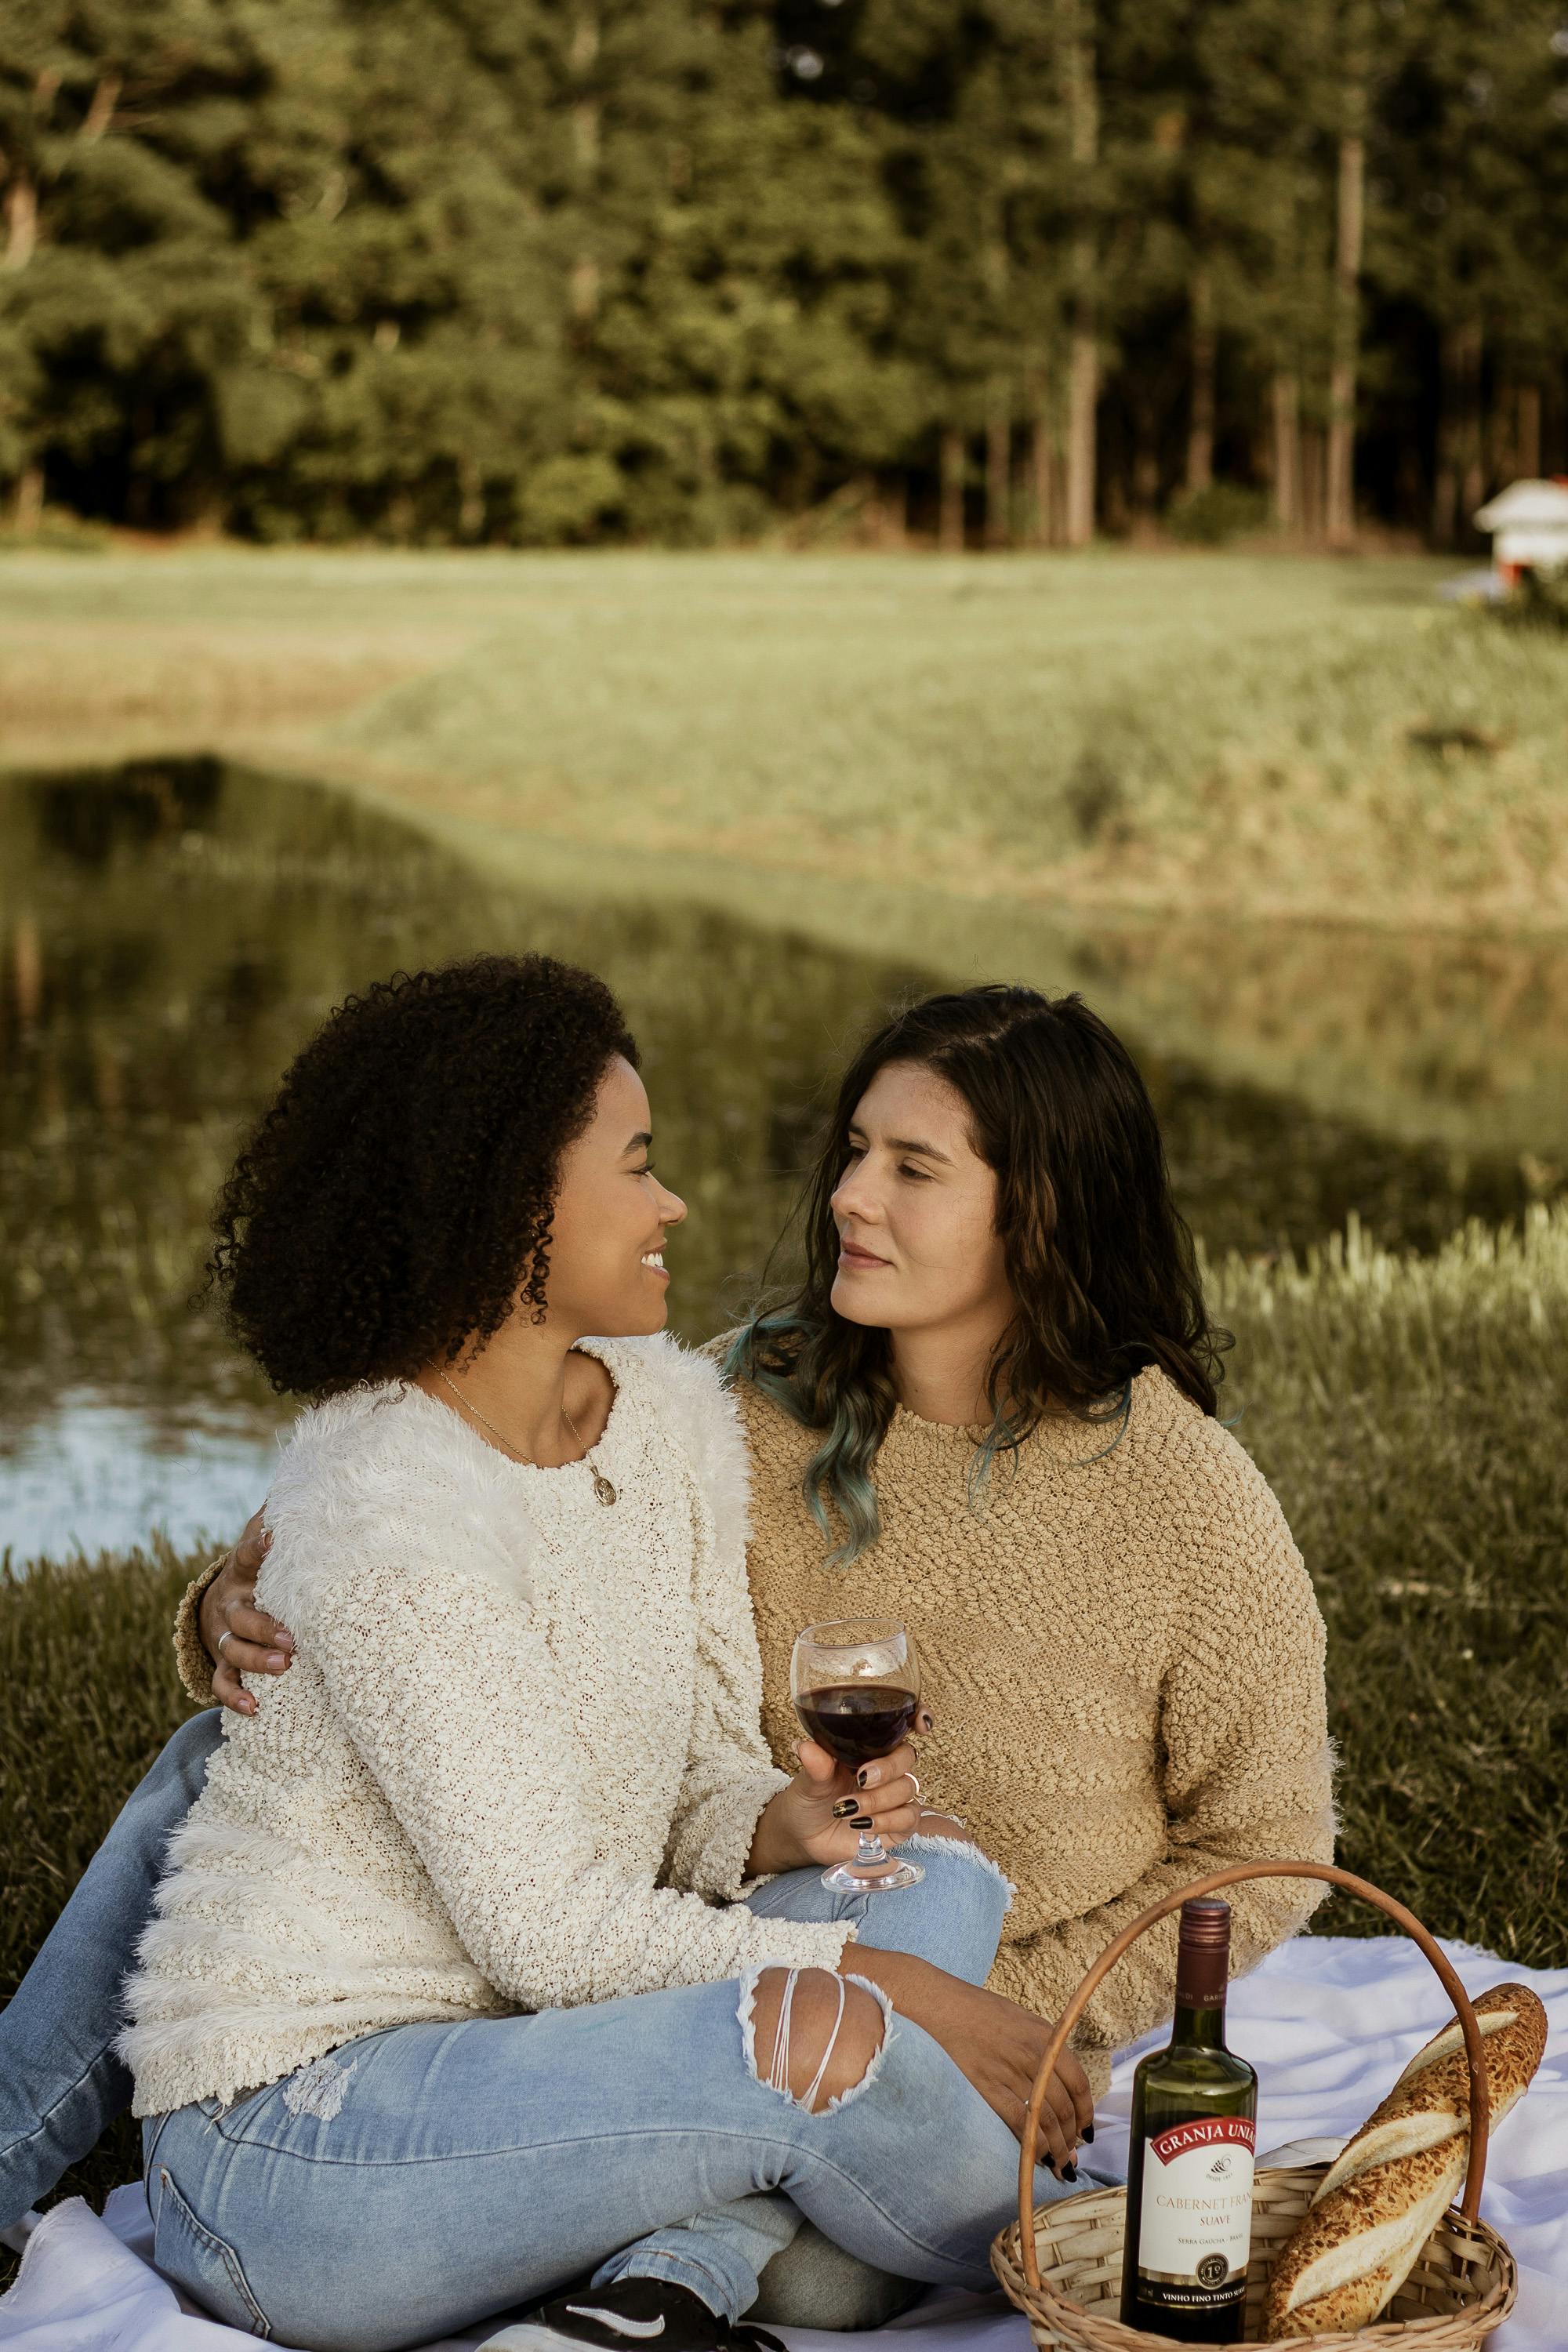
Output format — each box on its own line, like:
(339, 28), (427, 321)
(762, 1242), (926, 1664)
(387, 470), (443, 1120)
(3, 546), (1566, 938)
(5, 1205), (1565, 2243)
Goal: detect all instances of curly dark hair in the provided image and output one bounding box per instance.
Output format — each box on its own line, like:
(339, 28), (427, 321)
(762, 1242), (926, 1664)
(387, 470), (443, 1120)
(207, 954), (639, 1397)
(728, 984), (1229, 1563)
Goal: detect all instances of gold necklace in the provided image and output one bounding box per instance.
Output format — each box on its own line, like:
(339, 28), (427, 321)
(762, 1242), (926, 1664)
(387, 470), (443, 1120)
(425, 1362), (618, 1505)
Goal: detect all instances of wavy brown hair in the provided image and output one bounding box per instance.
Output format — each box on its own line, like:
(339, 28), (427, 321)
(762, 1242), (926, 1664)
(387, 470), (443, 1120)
(728, 985), (1229, 1561)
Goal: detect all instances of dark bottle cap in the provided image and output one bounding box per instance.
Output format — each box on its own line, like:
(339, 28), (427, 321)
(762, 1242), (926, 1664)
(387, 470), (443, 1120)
(1175, 1899), (1231, 2008)
(1178, 1898), (1232, 1949)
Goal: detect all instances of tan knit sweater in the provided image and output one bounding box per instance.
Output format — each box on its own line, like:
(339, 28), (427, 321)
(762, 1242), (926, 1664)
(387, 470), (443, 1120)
(733, 1363), (1335, 2091)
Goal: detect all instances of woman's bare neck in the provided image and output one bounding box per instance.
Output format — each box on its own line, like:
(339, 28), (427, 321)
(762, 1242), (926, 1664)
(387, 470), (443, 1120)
(888, 1316), (1009, 1427)
(414, 1322), (613, 1465)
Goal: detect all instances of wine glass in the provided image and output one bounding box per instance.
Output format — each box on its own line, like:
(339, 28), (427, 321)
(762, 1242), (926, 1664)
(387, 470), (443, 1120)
(791, 1617), (924, 1894)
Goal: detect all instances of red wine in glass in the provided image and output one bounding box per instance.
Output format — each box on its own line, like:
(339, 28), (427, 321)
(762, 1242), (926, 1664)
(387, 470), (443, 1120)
(794, 1685), (920, 1770)
(791, 1618), (924, 1894)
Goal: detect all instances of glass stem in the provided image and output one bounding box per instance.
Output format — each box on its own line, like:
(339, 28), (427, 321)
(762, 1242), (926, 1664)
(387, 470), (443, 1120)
(857, 1828), (888, 1868)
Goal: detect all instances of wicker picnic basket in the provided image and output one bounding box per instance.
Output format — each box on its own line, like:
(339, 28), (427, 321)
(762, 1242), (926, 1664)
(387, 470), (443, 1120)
(991, 1861), (1518, 2352)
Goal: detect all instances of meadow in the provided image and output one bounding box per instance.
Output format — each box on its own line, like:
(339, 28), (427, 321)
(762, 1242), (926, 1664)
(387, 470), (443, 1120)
(5, 1206), (1566, 2239)
(3, 546), (1567, 943)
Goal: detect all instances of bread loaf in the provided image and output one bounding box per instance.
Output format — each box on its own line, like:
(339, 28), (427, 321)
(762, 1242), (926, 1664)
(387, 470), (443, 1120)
(1261, 1981), (1546, 2339)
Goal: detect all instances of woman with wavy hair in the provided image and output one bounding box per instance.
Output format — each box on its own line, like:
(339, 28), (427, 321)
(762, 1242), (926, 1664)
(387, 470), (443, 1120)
(722, 987), (1333, 2084)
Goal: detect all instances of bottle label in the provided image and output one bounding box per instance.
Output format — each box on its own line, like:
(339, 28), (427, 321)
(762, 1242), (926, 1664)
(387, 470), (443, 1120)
(1136, 2117), (1255, 2302)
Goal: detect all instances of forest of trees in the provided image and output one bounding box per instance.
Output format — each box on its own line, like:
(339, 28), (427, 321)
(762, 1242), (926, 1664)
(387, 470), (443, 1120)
(2, 0), (1565, 548)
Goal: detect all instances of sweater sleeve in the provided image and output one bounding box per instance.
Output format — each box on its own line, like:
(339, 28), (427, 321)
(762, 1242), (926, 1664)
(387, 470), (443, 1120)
(660, 1493), (791, 1904)
(989, 1423), (1335, 2063)
(172, 1555), (228, 1708)
(296, 1531), (851, 2011)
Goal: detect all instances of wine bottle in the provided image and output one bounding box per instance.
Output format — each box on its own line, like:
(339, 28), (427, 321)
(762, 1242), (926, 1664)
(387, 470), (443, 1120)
(1119, 1898), (1258, 2341)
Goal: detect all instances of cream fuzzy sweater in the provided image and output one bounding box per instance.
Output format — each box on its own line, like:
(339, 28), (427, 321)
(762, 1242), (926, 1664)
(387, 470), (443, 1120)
(734, 1363), (1336, 2092)
(125, 1338), (851, 2118)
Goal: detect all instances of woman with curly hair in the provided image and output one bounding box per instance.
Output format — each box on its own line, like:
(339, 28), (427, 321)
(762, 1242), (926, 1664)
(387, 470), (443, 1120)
(72, 956), (1094, 2352)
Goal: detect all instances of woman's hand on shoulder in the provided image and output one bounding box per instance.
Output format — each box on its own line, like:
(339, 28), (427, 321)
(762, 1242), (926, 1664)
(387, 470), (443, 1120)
(746, 1711), (934, 1878)
(199, 1508), (293, 1715)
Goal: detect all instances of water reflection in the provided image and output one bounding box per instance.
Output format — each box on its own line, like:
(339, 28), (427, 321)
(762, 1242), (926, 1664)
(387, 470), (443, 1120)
(1, 758), (1555, 1563)
(0, 1392), (288, 1563)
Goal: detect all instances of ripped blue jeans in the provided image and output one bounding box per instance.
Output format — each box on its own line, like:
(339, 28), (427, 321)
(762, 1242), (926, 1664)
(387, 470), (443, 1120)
(143, 1838), (1097, 2352)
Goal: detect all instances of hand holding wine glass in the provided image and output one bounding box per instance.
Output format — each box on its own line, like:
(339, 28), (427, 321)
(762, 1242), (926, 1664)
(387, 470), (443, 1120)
(791, 1617), (926, 1893)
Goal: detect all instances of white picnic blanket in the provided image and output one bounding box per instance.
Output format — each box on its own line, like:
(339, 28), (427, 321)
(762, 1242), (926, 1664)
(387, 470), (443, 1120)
(3, 1936), (1565, 2352)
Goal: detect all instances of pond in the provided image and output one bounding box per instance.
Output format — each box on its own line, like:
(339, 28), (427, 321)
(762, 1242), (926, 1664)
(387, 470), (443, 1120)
(2, 757), (1559, 1564)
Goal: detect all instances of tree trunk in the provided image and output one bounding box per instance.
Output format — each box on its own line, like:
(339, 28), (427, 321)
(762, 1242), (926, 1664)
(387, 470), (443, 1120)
(1517, 383), (1542, 480)
(13, 916), (43, 1027)
(1027, 399), (1057, 548)
(1325, 34), (1368, 552)
(1300, 423), (1326, 543)
(1061, 0), (1098, 548)
(1271, 371), (1301, 529)
(985, 383), (1011, 549)
(1432, 322), (1481, 546)
(3, 171), (38, 270)
(1459, 332), (1486, 528)
(939, 426), (966, 551)
(1131, 428), (1160, 537)
(1186, 264), (1215, 494)
(569, 256), (600, 325)
(80, 73), (122, 143)
(12, 461), (43, 535)
(569, 5), (601, 331)
(459, 454), (485, 542)
(1542, 374), (1566, 477)
(1065, 330), (1097, 545)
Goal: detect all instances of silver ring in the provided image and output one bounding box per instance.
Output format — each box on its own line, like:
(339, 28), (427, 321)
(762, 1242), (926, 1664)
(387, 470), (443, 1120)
(907, 1769), (921, 1801)
(216, 1630), (234, 1658)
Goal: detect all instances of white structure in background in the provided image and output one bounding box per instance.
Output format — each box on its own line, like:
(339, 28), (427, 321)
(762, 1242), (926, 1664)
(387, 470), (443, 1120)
(1473, 478), (1568, 587)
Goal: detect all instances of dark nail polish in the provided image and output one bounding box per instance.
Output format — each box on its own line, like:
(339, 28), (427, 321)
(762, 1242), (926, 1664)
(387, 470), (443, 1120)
(851, 1814), (873, 1830)
(831, 1797), (858, 1820)
(1082, 2125), (1094, 2143)
(1062, 2162), (1078, 2182)
(856, 1769), (869, 1788)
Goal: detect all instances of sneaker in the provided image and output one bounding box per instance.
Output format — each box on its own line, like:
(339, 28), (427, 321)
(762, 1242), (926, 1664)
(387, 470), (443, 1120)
(477, 2276), (786, 2352)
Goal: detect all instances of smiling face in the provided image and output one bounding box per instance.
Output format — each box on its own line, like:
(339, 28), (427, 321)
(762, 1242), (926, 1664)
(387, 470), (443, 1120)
(828, 1059), (1014, 1348)
(542, 1054), (687, 1338)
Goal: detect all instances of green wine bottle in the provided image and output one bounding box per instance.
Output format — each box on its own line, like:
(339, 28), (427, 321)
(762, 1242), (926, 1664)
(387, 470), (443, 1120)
(1119, 1898), (1258, 2341)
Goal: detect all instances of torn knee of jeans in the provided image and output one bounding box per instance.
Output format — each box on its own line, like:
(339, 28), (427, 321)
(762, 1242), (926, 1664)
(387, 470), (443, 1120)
(738, 1965), (892, 2114)
(281, 2051), (357, 2122)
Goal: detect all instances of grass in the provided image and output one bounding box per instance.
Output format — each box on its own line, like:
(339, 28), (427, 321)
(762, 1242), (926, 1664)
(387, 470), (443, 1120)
(1, 1536), (203, 2260)
(5, 1205), (1566, 2255)
(1210, 1207), (1568, 1956)
(2, 547), (1566, 942)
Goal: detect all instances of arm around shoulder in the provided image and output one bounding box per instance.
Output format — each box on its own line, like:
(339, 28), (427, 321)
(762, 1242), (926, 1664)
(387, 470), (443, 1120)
(172, 1555), (227, 1707)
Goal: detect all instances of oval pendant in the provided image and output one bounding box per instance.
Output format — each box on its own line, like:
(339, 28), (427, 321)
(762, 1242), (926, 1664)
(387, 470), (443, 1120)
(592, 1471), (618, 1506)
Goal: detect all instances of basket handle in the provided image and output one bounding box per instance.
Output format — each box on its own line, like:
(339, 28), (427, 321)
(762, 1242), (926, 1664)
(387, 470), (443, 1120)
(1016, 1860), (1495, 2292)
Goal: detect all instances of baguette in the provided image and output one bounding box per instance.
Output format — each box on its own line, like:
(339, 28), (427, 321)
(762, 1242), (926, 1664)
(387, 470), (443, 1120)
(1261, 1981), (1546, 2339)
